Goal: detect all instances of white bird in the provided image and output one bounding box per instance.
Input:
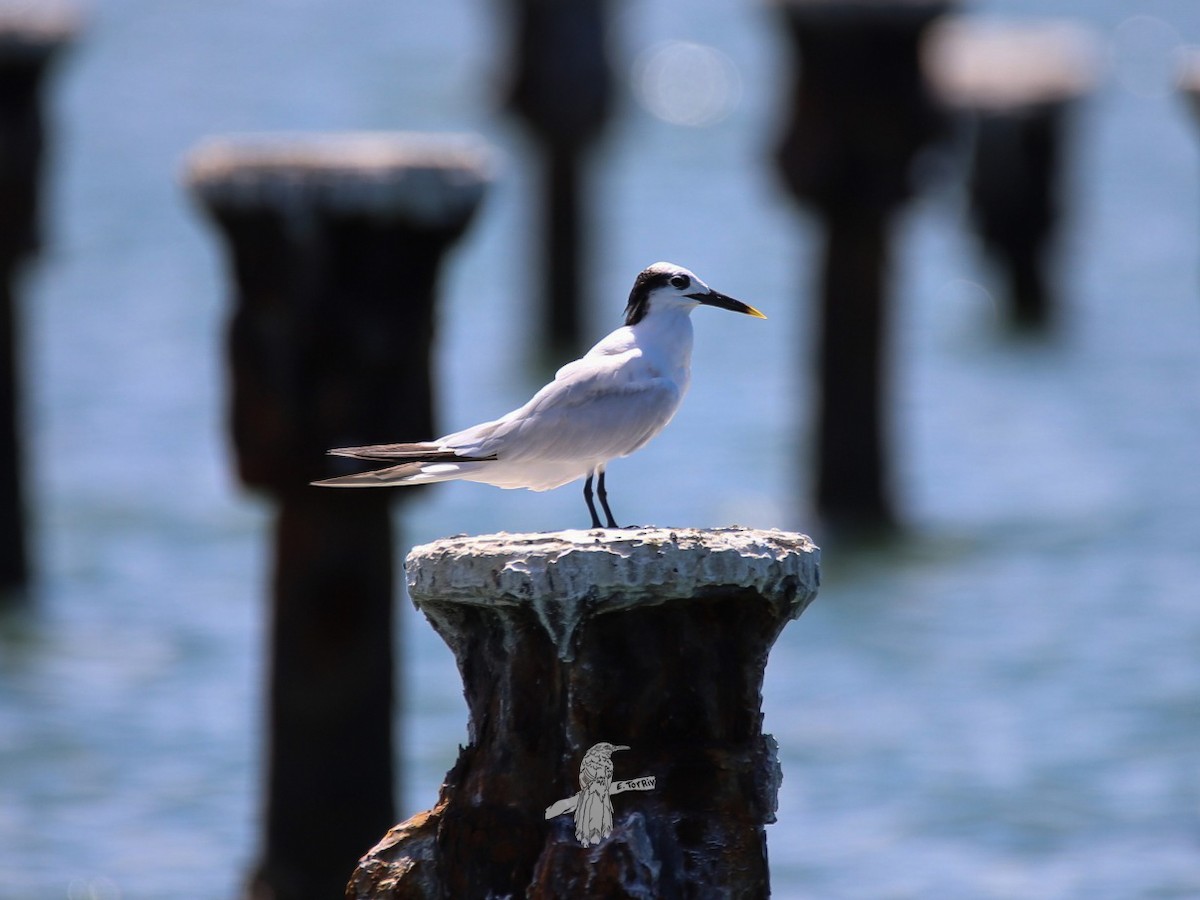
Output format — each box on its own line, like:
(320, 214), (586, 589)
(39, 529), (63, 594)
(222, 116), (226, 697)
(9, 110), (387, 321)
(313, 261), (766, 528)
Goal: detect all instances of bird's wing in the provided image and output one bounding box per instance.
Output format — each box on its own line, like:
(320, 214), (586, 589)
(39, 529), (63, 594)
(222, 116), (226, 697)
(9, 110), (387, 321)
(579, 757), (602, 789)
(326, 344), (679, 471)
(312, 461), (429, 487)
(468, 359), (682, 464)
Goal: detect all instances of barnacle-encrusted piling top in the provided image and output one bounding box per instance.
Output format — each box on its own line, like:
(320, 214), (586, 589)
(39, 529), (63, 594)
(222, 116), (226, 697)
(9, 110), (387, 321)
(406, 527), (820, 658)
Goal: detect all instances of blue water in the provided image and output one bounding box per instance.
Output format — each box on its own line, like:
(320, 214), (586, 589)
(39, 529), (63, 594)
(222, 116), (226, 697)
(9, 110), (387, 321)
(1, 0), (1198, 897)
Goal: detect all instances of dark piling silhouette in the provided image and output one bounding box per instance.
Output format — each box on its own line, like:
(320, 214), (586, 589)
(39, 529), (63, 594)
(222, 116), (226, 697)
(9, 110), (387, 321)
(185, 133), (490, 900)
(927, 19), (1096, 331)
(0, 7), (76, 597)
(501, 0), (615, 357)
(773, 0), (954, 533)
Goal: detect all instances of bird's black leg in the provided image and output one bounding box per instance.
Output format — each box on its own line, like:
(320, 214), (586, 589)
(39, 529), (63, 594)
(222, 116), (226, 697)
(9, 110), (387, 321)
(583, 473), (603, 529)
(596, 470), (619, 528)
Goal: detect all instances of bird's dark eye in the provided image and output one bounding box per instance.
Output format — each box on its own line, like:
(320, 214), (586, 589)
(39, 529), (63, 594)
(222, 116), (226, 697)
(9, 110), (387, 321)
(670, 274), (690, 289)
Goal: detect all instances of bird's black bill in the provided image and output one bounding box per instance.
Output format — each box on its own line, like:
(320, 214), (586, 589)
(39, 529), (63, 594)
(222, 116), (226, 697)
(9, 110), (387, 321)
(689, 289), (767, 319)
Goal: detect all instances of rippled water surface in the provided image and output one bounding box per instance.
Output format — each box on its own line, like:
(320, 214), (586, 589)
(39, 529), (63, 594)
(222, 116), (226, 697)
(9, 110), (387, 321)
(1, 0), (1198, 897)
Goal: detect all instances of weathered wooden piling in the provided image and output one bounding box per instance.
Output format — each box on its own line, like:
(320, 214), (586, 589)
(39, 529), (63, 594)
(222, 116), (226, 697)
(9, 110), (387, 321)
(348, 526), (820, 899)
(502, 0), (615, 356)
(184, 133), (490, 900)
(773, 0), (953, 533)
(1180, 50), (1200, 122)
(927, 20), (1096, 330)
(1180, 53), (1200, 290)
(0, 6), (76, 596)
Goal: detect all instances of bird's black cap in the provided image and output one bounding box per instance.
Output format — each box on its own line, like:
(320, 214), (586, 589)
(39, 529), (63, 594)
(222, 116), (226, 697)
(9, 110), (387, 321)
(624, 267), (676, 326)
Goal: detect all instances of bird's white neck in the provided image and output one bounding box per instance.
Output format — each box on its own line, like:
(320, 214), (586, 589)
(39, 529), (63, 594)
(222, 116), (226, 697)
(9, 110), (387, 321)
(631, 307), (694, 381)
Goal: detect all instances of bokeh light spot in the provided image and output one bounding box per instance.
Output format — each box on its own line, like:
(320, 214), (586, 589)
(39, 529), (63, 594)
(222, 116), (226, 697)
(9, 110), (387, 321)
(631, 40), (741, 128)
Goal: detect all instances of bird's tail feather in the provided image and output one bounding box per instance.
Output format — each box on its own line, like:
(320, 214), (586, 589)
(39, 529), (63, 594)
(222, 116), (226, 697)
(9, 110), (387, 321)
(319, 441), (498, 488)
(313, 460), (484, 488)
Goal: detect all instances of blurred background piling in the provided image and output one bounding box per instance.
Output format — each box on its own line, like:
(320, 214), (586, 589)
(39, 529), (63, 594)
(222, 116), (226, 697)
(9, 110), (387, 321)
(186, 134), (489, 900)
(1, 1), (1199, 897)
(1178, 48), (1200, 146)
(773, 0), (954, 534)
(928, 19), (1098, 331)
(0, 5), (75, 598)
(502, 0), (615, 358)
